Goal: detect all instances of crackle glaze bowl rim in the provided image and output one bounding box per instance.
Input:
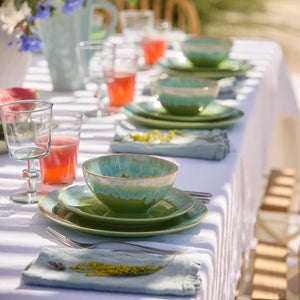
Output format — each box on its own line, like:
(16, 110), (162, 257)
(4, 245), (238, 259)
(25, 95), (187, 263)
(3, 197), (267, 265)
(150, 76), (220, 96)
(82, 153), (179, 181)
(181, 37), (233, 52)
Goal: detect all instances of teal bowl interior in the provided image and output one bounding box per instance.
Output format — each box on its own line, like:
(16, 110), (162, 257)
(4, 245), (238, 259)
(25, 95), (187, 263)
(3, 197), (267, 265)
(151, 76), (219, 116)
(181, 37), (233, 67)
(82, 154), (178, 214)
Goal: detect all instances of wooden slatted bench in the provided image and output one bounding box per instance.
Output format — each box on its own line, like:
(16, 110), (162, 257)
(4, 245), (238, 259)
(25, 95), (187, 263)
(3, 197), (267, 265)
(260, 169), (295, 213)
(251, 169), (296, 299)
(251, 242), (288, 300)
(236, 169), (296, 300)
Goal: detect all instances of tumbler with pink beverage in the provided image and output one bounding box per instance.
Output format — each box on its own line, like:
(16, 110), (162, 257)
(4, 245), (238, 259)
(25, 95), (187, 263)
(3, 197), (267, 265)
(39, 112), (82, 185)
(141, 20), (171, 65)
(142, 38), (167, 65)
(106, 44), (138, 107)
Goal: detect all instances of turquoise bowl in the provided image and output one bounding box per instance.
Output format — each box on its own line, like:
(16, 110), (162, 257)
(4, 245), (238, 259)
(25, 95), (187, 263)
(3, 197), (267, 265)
(151, 76), (219, 116)
(82, 154), (178, 214)
(181, 37), (233, 67)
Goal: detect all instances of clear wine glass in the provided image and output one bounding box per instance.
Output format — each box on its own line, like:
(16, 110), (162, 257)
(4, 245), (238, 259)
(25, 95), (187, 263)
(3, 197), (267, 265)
(0, 100), (53, 204)
(76, 40), (115, 118)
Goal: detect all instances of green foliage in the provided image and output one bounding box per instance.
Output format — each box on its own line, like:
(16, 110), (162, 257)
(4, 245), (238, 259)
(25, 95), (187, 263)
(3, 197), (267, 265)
(123, 0), (267, 35)
(190, 0), (267, 24)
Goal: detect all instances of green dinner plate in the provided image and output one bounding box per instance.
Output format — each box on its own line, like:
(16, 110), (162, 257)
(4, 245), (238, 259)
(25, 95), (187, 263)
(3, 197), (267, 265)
(122, 103), (244, 129)
(157, 57), (254, 79)
(134, 101), (238, 122)
(58, 185), (194, 226)
(38, 189), (207, 238)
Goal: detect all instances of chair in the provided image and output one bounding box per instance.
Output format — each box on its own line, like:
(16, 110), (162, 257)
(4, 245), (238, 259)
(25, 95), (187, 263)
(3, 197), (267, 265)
(112, 0), (201, 35)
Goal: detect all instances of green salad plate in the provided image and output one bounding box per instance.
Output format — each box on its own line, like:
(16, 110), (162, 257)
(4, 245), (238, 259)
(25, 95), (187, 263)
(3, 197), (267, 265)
(134, 101), (238, 122)
(157, 56), (254, 79)
(58, 185), (194, 226)
(38, 189), (207, 238)
(121, 103), (244, 129)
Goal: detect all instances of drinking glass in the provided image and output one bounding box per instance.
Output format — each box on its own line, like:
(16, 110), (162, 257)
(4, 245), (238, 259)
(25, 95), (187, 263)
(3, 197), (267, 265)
(120, 9), (154, 70)
(39, 112), (82, 185)
(106, 43), (138, 110)
(0, 100), (53, 204)
(141, 19), (172, 66)
(120, 9), (154, 45)
(76, 40), (115, 117)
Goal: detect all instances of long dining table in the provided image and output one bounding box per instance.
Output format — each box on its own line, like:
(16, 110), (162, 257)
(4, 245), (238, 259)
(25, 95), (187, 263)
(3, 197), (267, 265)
(0, 38), (299, 300)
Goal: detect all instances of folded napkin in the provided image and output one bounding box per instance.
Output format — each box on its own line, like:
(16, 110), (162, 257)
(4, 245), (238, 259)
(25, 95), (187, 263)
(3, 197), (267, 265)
(217, 77), (237, 99)
(22, 247), (201, 296)
(110, 121), (230, 160)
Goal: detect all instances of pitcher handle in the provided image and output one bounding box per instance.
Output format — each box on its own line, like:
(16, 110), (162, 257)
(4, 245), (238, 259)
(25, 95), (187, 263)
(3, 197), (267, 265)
(90, 1), (118, 39)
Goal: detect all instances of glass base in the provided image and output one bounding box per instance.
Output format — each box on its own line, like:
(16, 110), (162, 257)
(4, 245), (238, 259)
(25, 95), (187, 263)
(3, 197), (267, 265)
(85, 109), (112, 118)
(42, 180), (73, 186)
(10, 191), (47, 204)
(139, 64), (153, 71)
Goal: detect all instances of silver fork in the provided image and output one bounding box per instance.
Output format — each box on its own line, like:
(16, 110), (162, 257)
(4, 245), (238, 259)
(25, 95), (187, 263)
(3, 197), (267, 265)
(46, 226), (183, 255)
(185, 191), (212, 199)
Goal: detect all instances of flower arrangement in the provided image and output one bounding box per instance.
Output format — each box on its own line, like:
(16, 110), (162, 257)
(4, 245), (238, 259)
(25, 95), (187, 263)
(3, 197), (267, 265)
(0, 0), (86, 52)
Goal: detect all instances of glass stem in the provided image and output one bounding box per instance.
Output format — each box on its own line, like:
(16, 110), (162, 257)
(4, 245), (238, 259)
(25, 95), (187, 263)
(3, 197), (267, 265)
(95, 84), (105, 116)
(23, 160), (40, 194)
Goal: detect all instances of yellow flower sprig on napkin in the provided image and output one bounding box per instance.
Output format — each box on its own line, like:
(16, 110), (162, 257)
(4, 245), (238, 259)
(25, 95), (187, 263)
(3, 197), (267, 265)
(48, 256), (175, 277)
(69, 257), (174, 277)
(128, 129), (185, 143)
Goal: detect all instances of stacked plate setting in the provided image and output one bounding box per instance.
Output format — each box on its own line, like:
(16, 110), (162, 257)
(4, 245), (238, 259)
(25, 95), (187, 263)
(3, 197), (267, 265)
(157, 55), (254, 79)
(39, 154), (207, 237)
(121, 100), (244, 129)
(160, 37), (254, 79)
(38, 185), (207, 237)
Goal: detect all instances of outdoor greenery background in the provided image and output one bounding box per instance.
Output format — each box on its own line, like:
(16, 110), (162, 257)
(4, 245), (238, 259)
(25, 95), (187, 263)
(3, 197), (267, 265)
(190, 0), (300, 76)
(190, 0), (266, 36)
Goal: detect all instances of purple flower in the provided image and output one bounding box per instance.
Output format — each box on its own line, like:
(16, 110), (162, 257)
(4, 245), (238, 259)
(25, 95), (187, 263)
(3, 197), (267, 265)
(27, 15), (36, 23)
(18, 34), (43, 52)
(62, 0), (85, 14)
(28, 1), (51, 23)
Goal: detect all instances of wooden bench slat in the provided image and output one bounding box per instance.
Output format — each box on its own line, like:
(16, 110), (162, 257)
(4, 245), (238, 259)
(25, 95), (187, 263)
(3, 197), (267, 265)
(261, 169), (295, 213)
(251, 242), (287, 300)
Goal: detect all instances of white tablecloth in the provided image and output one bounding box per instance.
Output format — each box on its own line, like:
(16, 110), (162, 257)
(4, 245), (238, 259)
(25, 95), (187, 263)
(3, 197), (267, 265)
(0, 39), (299, 300)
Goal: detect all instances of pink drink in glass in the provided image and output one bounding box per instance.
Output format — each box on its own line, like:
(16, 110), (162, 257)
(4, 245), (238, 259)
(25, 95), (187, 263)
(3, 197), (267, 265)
(39, 136), (79, 185)
(142, 38), (167, 65)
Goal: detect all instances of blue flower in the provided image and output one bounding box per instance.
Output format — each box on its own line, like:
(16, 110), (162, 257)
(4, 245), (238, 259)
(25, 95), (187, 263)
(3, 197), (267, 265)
(7, 0), (85, 52)
(18, 34), (43, 52)
(62, 0), (85, 14)
(27, 1), (52, 23)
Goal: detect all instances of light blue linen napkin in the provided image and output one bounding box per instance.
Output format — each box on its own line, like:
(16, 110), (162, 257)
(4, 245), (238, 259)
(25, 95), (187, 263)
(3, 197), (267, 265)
(22, 247), (201, 296)
(217, 77), (237, 99)
(110, 121), (230, 160)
